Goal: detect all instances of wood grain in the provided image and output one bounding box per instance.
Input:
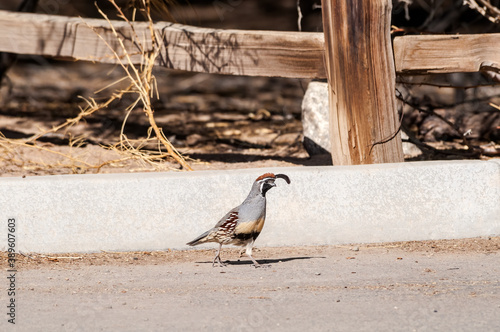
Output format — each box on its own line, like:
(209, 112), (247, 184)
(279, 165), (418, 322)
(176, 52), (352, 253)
(394, 34), (500, 74)
(3, 10), (500, 78)
(321, 0), (404, 165)
(0, 10), (326, 78)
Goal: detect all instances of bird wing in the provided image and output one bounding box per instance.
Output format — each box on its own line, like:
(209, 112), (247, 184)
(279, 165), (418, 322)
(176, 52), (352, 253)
(211, 206), (237, 227)
(186, 207), (239, 246)
(214, 209), (239, 234)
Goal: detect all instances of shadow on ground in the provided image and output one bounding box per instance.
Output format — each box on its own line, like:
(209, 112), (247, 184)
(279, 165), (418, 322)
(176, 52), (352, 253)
(196, 255), (326, 266)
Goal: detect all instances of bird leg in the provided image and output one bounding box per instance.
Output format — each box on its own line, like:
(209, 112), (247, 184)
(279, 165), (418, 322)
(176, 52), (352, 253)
(245, 242), (267, 268)
(248, 253), (262, 268)
(212, 243), (227, 267)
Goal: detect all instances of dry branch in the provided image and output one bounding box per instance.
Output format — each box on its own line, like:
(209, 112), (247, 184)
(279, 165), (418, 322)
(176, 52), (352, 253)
(0, 1), (193, 173)
(464, 0), (500, 23)
(90, 0), (192, 170)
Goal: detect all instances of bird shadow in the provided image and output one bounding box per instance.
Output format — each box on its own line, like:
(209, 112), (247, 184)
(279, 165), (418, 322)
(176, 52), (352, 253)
(195, 256), (325, 266)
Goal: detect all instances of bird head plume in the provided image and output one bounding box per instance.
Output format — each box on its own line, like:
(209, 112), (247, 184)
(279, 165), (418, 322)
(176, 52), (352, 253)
(253, 173), (291, 197)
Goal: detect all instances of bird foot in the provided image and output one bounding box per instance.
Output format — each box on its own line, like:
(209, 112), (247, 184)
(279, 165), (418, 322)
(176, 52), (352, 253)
(251, 259), (270, 268)
(212, 262), (227, 267)
(212, 256), (227, 267)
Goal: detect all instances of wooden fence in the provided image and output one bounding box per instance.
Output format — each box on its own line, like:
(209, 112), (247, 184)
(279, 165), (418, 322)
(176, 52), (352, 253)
(1, 0), (498, 166)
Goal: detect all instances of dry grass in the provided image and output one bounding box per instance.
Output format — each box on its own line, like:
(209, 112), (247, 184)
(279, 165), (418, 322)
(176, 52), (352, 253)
(0, 0), (192, 174)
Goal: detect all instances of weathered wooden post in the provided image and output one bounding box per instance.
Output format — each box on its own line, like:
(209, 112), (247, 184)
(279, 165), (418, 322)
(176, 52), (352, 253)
(321, 0), (404, 165)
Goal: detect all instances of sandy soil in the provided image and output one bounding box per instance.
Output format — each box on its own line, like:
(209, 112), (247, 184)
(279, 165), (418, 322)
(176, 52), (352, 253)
(4, 236), (500, 269)
(0, 60), (323, 177)
(3, 237), (500, 331)
(1, 60), (499, 178)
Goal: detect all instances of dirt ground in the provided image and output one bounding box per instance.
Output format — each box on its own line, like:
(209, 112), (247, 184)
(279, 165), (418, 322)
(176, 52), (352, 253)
(3, 237), (500, 331)
(0, 60), (326, 176)
(4, 236), (500, 268)
(1, 60), (499, 178)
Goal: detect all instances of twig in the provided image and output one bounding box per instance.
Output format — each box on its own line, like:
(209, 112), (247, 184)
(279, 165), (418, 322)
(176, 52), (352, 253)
(91, 0), (192, 170)
(18, 251), (36, 260)
(488, 102), (500, 111)
(368, 116), (403, 156)
(369, 89), (405, 156)
(39, 255), (83, 260)
(401, 125), (479, 158)
(464, 0), (500, 23)
(396, 80), (500, 90)
(396, 93), (480, 152)
(296, 0), (303, 31)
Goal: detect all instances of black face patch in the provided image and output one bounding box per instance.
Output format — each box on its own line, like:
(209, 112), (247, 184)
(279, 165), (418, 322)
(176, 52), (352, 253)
(261, 182), (274, 196)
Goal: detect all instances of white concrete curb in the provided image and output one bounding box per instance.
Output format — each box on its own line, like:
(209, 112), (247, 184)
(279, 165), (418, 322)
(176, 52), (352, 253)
(1, 160), (499, 253)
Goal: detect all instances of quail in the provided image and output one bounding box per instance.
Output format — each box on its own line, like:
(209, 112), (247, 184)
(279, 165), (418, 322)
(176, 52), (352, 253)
(186, 173), (290, 267)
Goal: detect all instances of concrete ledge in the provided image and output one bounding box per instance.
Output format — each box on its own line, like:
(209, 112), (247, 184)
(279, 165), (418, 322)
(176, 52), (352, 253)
(1, 160), (499, 253)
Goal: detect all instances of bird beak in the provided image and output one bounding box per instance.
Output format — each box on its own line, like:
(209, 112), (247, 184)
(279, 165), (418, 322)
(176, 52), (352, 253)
(275, 174), (291, 184)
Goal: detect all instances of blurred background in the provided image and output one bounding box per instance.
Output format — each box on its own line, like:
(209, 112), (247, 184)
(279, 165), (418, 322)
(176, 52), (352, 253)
(0, 0), (499, 176)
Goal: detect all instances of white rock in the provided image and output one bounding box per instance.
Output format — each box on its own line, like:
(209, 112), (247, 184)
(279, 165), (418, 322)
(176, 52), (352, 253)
(301, 81), (422, 158)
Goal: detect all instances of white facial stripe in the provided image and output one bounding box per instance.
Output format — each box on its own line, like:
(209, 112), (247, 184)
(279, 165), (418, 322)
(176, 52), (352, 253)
(257, 177), (274, 184)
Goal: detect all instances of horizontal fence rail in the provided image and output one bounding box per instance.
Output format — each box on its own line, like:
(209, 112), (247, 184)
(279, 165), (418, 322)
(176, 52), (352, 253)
(0, 10), (326, 78)
(1, 11), (499, 78)
(393, 34), (500, 74)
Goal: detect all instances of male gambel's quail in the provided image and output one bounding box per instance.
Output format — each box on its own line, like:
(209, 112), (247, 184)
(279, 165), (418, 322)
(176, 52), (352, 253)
(186, 173), (290, 267)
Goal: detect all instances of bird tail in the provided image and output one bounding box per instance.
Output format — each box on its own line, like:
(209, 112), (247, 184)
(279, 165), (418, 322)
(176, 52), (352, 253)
(186, 230), (211, 246)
